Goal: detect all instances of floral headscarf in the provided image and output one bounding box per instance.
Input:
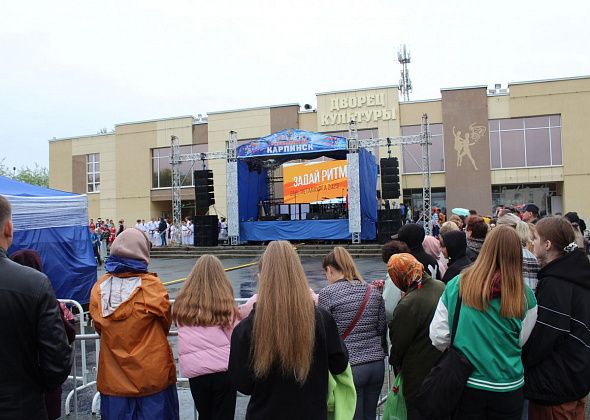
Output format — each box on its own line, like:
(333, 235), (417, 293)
(387, 253), (425, 292)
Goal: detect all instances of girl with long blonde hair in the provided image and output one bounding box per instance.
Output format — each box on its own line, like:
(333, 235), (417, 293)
(430, 226), (538, 419)
(319, 246), (386, 420)
(174, 255), (239, 420)
(228, 241), (348, 419)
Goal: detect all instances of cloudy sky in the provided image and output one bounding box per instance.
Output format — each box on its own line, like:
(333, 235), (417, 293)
(1, 0), (589, 168)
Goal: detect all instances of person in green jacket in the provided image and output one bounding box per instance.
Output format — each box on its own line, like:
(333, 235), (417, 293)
(430, 225), (537, 420)
(388, 252), (445, 420)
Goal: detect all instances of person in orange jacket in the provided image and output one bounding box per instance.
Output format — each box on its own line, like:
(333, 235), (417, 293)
(89, 228), (178, 420)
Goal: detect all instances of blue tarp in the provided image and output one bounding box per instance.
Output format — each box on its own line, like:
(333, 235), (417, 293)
(359, 149), (378, 240)
(0, 176), (77, 197)
(240, 220), (351, 241)
(238, 161), (268, 222)
(1, 176), (96, 304)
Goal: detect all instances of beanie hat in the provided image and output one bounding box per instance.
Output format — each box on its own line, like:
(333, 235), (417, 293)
(109, 228), (151, 264)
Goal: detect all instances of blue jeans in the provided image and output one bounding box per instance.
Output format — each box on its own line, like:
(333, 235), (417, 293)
(101, 384), (179, 420)
(160, 231), (167, 246)
(352, 360), (385, 420)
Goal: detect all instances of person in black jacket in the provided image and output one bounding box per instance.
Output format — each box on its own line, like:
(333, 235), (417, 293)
(393, 223), (441, 280)
(10, 249), (77, 420)
(0, 195), (73, 419)
(228, 241), (349, 420)
(523, 216), (590, 419)
(158, 217), (167, 246)
(440, 230), (472, 284)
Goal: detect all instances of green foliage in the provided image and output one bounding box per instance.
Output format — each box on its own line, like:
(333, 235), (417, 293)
(0, 158), (49, 187)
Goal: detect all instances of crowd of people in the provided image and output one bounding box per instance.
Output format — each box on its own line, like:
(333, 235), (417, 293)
(89, 216), (231, 263)
(1, 190), (589, 420)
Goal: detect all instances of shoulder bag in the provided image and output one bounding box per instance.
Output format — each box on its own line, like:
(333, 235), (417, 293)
(416, 292), (474, 419)
(341, 284), (372, 340)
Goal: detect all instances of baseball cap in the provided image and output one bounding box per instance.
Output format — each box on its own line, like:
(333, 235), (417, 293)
(523, 204), (539, 214)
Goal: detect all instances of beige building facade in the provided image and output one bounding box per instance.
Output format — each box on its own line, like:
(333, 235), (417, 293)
(49, 75), (590, 225)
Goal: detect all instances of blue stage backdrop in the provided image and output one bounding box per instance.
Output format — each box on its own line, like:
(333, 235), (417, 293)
(1, 176), (96, 304)
(236, 130), (378, 241)
(359, 149), (378, 240)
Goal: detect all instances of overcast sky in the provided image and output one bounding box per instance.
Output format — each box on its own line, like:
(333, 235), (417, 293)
(1, 0), (589, 169)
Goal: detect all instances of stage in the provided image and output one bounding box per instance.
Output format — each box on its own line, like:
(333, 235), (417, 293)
(234, 129), (378, 243)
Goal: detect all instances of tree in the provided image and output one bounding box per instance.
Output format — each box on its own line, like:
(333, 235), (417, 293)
(0, 159), (49, 187)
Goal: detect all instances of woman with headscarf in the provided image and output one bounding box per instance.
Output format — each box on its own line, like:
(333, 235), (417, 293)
(387, 253), (445, 420)
(89, 228), (178, 420)
(440, 230), (473, 284)
(9, 249), (76, 420)
(423, 235), (447, 278)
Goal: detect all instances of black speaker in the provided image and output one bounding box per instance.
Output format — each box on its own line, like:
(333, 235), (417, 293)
(193, 215), (219, 246)
(378, 209), (402, 221)
(380, 158), (399, 168)
(377, 219), (403, 243)
(381, 174), (400, 184)
(194, 170), (215, 214)
(380, 158), (400, 199)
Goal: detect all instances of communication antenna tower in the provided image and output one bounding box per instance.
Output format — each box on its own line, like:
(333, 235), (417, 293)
(397, 44), (412, 101)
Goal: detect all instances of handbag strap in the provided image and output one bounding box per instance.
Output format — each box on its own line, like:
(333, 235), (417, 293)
(341, 284), (372, 340)
(450, 291), (463, 345)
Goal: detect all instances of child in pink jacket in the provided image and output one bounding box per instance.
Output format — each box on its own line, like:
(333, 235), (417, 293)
(173, 255), (240, 420)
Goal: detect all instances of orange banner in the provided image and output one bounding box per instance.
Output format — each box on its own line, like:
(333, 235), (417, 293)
(283, 160), (348, 203)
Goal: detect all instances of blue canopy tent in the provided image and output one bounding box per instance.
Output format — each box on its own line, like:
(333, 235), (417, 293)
(236, 129), (378, 241)
(1, 176), (96, 304)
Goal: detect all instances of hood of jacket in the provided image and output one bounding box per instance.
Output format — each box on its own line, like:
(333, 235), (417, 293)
(396, 223), (426, 251)
(538, 249), (590, 290)
(442, 231), (467, 261)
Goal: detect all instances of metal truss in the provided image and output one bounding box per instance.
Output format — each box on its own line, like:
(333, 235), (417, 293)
(170, 137), (229, 246)
(347, 114), (433, 241)
(226, 131), (239, 245)
(421, 114), (433, 236)
(170, 136), (182, 245)
(174, 151), (228, 162)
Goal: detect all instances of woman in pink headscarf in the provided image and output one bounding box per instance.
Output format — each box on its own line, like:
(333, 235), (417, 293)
(422, 236), (447, 278)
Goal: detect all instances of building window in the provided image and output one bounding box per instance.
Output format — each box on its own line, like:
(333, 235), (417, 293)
(86, 153), (100, 193)
(401, 124), (445, 174)
(151, 144), (208, 188)
(489, 115), (562, 169)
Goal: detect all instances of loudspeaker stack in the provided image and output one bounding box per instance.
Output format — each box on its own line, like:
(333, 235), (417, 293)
(193, 215), (219, 247)
(380, 157), (400, 199)
(194, 170), (215, 215)
(377, 209), (403, 244)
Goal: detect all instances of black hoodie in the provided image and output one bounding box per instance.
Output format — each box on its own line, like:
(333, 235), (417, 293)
(523, 249), (590, 404)
(441, 231), (472, 284)
(396, 224), (441, 280)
